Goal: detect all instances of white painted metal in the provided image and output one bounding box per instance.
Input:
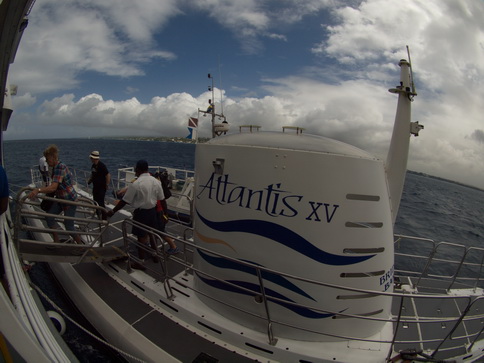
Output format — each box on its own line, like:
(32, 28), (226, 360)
(385, 59), (415, 224)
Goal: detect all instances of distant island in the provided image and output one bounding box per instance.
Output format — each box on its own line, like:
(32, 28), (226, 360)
(407, 170), (483, 192)
(100, 135), (210, 144)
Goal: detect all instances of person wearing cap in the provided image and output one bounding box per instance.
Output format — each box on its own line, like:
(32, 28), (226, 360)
(107, 160), (167, 269)
(88, 151), (110, 219)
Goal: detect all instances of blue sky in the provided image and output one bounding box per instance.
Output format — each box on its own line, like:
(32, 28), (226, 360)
(5, 0), (484, 189)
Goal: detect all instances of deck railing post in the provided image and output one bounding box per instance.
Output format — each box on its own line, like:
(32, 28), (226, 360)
(473, 252), (484, 292)
(447, 247), (471, 291)
(415, 246), (436, 289)
(255, 268), (278, 346)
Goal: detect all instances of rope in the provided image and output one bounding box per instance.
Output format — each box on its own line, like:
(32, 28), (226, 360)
(389, 349), (453, 362)
(29, 281), (147, 363)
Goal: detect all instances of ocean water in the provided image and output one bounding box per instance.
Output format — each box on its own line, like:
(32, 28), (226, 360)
(4, 138), (196, 189)
(3, 138), (484, 360)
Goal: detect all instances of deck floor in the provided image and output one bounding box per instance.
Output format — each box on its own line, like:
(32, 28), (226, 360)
(392, 278), (483, 360)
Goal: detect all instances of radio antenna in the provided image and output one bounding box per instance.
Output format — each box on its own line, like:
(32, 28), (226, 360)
(406, 45), (417, 97)
(218, 56), (224, 116)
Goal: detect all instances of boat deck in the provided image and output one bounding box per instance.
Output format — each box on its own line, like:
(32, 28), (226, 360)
(392, 277), (483, 360)
(73, 262), (256, 362)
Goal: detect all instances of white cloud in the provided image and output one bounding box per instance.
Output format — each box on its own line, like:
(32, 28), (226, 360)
(190, 0), (270, 53)
(6, 0), (484, 189)
(304, 0), (484, 188)
(10, 0), (178, 94)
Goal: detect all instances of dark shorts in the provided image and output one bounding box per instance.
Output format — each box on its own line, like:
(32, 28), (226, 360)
(92, 188), (106, 208)
(132, 207), (158, 237)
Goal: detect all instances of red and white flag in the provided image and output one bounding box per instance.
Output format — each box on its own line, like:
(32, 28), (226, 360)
(188, 117), (198, 128)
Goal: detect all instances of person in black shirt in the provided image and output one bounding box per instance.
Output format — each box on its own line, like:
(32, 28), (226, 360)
(88, 151), (111, 219)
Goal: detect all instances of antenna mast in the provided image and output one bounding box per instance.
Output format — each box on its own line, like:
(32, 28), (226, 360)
(406, 45), (417, 96)
(198, 72), (229, 139)
(218, 56), (224, 116)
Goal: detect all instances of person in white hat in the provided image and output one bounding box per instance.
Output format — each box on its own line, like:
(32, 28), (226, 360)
(88, 151), (111, 219)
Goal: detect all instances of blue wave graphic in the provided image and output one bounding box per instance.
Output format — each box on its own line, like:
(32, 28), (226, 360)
(198, 250), (316, 301)
(196, 273), (337, 319)
(196, 210), (375, 265)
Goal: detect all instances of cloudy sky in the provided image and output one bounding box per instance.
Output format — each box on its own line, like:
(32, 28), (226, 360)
(6, 0), (484, 189)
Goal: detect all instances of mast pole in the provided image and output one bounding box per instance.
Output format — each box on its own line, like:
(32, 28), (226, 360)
(218, 57), (224, 117)
(386, 56), (420, 224)
(208, 73), (215, 138)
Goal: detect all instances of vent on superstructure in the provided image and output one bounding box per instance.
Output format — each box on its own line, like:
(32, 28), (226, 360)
(340, 270), (385, 278)
(337, 293), (378, 300)
(345, 222), (383, 228)
(343, 247), (385, 254)
(346, 194), (380, 201)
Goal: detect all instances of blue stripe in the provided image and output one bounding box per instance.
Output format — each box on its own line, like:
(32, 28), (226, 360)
(196, 273), (338, 319)
(198, 250), (316, 301)
(196, 210), (375, 266)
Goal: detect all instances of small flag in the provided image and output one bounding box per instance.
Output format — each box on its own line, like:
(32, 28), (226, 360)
(188, 117), (198, 128)
(186, 127), (198, 140)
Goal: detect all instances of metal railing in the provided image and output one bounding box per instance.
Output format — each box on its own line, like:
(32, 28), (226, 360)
(14, 187), (110, 263)
(116, 166), (194, 191)
(31, 166), (118, 200)
(114, 225), (484, 360)
(394, 234), (484, 291)
(31, 165), (194, 225)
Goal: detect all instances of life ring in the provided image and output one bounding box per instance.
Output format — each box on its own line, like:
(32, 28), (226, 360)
(47, 311), (66, 335)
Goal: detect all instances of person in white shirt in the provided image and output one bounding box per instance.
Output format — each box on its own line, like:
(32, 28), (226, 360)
(107, 160), (168, 269)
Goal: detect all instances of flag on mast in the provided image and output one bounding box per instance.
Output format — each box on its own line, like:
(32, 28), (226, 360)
(187, 117), (198, 140)
(188, 117), (198, 128)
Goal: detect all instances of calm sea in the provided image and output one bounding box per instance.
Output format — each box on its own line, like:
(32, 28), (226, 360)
(3, 138), (484, 361)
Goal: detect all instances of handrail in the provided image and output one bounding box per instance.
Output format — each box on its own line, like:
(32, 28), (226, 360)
(111, 222), (484, 351)
(1, 208), (72, 362)
(167, 191), (193, 225)
(394, 234), (484, 291)
(116, 166), (194, 191)
(120, 219), (175, 299)
(14, 187), (111, 263)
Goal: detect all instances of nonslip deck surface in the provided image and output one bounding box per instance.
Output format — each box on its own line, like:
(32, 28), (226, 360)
(391, 280), (484, 360)
(74, 262), (256, 362)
